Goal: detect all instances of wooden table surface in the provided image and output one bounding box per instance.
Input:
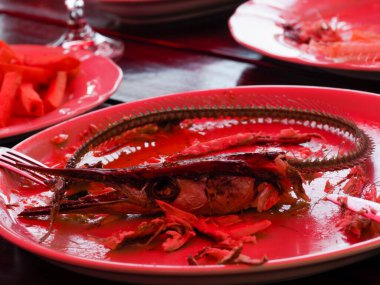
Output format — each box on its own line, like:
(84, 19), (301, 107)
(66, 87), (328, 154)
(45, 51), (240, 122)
(0, 1), (379, 284)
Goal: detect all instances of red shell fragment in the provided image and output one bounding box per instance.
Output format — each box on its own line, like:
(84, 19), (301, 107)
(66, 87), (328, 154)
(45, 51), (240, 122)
(101, 200), (271, 266)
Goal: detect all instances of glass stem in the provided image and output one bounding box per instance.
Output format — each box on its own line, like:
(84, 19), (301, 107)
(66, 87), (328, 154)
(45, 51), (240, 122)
(50, 0), (124, 59)
(64, 0), (94, 42)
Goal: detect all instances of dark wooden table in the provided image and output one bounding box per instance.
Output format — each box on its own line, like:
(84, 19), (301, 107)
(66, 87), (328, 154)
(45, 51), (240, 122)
(0, 1), (379, 284)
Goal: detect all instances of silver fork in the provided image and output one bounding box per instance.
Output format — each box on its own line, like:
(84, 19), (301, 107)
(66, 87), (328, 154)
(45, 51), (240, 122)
(0, 147), (51, 186)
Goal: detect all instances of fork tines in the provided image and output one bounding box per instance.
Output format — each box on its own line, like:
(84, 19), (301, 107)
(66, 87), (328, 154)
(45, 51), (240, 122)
(0, 147), (51, 186)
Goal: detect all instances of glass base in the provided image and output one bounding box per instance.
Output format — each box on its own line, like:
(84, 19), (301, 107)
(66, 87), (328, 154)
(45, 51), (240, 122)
(50, 30), (124, 60)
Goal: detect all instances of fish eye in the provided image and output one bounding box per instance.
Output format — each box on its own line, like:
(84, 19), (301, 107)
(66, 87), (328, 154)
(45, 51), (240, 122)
(146, 177), (180, 203)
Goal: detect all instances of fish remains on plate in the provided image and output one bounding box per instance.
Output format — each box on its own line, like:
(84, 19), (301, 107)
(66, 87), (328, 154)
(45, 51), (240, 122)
(15, 105), (379, 265)
(282, 18), (380, 63)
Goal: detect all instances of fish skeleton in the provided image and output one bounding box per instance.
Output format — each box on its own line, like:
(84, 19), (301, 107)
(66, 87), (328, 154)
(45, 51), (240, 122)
(17, 105), (373, 218)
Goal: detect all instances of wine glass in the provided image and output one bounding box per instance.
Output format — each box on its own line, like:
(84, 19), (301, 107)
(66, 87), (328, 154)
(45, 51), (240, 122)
(51, 0), (124, 59)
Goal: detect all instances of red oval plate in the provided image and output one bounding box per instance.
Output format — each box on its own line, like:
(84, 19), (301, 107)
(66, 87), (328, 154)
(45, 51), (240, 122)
(0, 45), (123, 141)
(1, 86), (380, 284)
(229, 0), (380, 75)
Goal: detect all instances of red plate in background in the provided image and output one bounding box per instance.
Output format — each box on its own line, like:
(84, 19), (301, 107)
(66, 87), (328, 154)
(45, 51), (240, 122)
(0, 45), (122, 141)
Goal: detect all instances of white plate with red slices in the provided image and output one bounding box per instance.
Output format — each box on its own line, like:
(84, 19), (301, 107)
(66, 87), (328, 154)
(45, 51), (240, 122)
(0, 45), (122, 142)
(228, 0), (380, 79)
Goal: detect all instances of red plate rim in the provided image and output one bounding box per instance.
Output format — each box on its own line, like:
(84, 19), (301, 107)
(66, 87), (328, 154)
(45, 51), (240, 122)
(1, 85), (380, 278)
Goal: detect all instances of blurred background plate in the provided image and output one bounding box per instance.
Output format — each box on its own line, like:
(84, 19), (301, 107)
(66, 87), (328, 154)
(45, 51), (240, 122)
(228, 0), (380, 80)
(0, 45), (122, 144)
(96, 0), (246, 25)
